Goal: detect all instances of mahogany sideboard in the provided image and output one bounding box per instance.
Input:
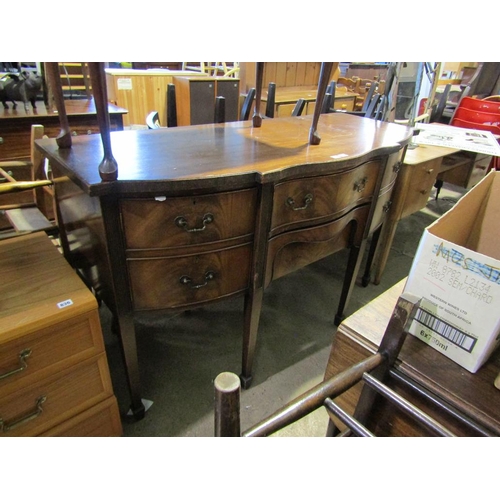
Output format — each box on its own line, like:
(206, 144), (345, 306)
(36, 111), (412, 420)
(327, 279), (500, 436)
(0, 233), (122, 436)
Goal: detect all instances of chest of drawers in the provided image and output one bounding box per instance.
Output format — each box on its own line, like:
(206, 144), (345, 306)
(37, 112), (412, 419)
(0, 233), (122, 436)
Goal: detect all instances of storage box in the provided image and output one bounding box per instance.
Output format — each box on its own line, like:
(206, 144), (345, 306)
(404, 170), (500, 372)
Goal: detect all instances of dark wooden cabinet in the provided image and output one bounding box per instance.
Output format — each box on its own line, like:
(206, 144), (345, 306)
(173, 76), (240, 125)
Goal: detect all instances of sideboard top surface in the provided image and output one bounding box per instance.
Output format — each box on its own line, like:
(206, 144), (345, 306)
(36, 113), (412, 196)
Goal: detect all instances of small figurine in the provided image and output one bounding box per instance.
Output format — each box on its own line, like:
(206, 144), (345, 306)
(0, 71), (43, 110)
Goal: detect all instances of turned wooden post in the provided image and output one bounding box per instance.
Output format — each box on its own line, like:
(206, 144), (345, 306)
(309, 62), (334, 145)
(44, 62), (72, 149)
(214, 372), (241, 437)
(88, 62), (118, 182)
(252, 62), (264, 127)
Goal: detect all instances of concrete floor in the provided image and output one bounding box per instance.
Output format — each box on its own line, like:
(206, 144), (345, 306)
(100, 183), (465, 437)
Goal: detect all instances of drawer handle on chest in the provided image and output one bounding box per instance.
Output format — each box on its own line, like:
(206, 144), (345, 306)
(180, 271), (216, 289)
(0, 395), (47, 433)
(175, 213), (214, 232)
(286, 193), (313, 211)
(353, 177), (368, 193)
(0, 348), (32, 381)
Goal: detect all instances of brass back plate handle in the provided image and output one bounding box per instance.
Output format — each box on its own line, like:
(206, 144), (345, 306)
(175, 213), (214, 233)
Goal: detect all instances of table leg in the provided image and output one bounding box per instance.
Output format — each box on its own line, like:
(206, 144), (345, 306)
(372, 218), (399, 286)
(240, 288), (264, 389)
(335, 238), (368, 326)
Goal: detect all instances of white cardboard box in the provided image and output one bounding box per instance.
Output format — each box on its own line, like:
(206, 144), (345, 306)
(404, 170), (500, 372)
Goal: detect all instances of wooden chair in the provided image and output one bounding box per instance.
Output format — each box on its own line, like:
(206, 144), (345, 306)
(146, 111), (161, 129)
(265, 82), (276, 118)
(214, 96), (225, 123)
(0, 124), (56, 238)
(291, 98), (306, 117)
(214, 292), (476, 437)
(240, 88), (256, 121)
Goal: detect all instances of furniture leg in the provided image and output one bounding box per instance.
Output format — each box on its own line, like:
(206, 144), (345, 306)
(240, 288), (264, 389)
(43, 62), (72, 149)
(252, 62), (264, 127)
(309, 62), (334, 145)
(100, 196), (145, 420)
(87, 62), (118, 182)
(361, 224), (382, 287)
(334, 238), (368, 326)
(372, 218), (399, 285)
(115, 311), (145, 420)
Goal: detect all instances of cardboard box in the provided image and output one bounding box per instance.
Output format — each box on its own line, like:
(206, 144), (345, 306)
(404, 170), (500, 372)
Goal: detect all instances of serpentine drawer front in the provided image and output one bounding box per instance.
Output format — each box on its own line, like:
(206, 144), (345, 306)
(266, 205), (370, 285)
(270, 161), (380, 235)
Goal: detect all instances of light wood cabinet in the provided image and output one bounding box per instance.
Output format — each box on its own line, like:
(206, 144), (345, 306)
(105, 69), (203, 127)
(0, 233), (122, 437)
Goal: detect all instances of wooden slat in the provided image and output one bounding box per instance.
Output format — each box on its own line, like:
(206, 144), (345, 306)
(5, 207), (53, 232)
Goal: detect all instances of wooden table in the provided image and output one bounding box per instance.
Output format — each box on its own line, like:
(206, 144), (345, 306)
(366, 143), (491, 285)
(0, 98), (127, 161)
(258, 85), (358, 117)
(36, 100), (411, 420)
(327, 279), (500, 436)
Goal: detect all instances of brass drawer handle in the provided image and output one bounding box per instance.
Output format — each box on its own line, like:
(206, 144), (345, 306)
(393, 162), (402, 174)
(180, 271), (216, 289)
(0, 348), (32, 380)
(354, 177), (368, 192)
(0, 395), (47, 433)
(175, 213), (214, 232)
(383, 200), (392, 213)
(286, 193), (313, 211)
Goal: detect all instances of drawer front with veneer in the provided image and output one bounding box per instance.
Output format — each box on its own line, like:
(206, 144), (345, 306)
(127, 243), (253, 310)
(266, 205), (370, 286)
(270, 160), (380, 235)
(368, 183), (395, 235)
(121, 189), (257, 250)
(381, 150), (405, 189)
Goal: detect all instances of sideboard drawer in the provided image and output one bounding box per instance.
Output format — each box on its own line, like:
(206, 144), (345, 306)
(127, 243), (253, 309)
(266, 205), (370, 286)
(270, 160), (380, 235)
(0, 310), (104, 397)
(381, 150), (405, 189)
(0, 354), (113, 437)
(121, 188), (257, 249)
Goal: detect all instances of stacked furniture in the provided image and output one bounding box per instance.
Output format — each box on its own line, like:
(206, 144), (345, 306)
(34, 62), (413, 420)
(0, 233), (122, 436)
